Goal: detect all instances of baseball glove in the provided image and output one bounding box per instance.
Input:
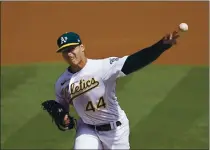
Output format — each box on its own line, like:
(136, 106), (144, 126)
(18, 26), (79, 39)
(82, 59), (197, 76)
(41, 100), (75, 131)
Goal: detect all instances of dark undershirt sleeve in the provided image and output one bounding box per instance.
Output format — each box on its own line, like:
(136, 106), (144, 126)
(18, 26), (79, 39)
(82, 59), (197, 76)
(121, 38), (172, 75)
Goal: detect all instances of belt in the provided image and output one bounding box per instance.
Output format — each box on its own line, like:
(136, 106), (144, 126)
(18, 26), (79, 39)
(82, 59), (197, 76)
(88, 121), (122, 131)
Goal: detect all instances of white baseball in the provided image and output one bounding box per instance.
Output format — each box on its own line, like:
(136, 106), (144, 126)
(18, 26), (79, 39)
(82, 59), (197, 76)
(179, 23), (188, 32)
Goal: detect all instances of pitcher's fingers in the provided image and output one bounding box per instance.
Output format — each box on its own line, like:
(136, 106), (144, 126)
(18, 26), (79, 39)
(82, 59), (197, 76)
(163, 33), (169, 40)
(64, 118), (70, 125)
(173, 30), (179, 35)
(173, 34), (180, 40)
(169, 33), (173, 40)
(64, 115), (68, 120)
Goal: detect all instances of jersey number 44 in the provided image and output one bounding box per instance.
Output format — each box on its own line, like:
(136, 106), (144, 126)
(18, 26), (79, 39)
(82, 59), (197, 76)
(85, 97), (106, 112)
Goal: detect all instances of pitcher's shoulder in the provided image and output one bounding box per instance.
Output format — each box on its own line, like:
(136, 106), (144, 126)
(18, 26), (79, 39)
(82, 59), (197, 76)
(55, 68), (72, 86)
(87, 58), (104, 68)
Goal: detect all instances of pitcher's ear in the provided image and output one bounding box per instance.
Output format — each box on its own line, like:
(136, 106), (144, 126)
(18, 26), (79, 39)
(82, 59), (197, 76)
(80, 44), (85, 52)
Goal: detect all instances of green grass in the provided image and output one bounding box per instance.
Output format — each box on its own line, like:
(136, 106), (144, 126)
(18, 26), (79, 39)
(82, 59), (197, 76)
(1, 63), (209, 149)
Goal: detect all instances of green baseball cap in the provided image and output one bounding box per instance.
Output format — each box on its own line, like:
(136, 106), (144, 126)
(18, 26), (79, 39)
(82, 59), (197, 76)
(56, 32), (82, 53)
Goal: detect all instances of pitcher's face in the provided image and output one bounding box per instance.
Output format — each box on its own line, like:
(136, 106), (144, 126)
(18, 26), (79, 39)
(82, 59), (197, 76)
(62, 44), (85, 66)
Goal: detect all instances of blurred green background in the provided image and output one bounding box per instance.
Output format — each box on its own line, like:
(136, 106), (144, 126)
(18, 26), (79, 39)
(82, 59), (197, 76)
(1, 63), (209, 149)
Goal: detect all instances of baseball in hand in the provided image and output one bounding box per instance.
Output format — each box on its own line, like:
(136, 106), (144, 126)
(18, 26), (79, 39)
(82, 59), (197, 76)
(179, 23), (188, 32)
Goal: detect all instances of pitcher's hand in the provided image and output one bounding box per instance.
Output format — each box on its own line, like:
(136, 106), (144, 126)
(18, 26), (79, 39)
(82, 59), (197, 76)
(64, 114), (70, 126)
(163, 31), (180, 45)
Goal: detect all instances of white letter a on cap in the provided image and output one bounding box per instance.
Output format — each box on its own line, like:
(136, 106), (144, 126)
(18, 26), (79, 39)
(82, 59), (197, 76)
(60, 36), (68, 45)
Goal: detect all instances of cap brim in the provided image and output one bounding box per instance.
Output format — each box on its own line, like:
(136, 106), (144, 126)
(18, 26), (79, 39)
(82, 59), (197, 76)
(56, 43), (80, 53)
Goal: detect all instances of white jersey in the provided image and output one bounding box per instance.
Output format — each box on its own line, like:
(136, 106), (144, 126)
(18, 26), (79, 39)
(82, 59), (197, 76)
(55, 56), (128, 125)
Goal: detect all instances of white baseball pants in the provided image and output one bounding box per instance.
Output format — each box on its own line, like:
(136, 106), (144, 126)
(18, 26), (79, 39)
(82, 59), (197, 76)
(73, 116), (130, 149)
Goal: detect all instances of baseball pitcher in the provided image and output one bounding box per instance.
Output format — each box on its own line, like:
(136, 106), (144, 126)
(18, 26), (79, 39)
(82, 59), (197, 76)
(42, 30), (180, 149)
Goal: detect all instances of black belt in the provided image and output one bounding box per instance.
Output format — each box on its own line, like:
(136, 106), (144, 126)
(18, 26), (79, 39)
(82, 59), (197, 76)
(88, 121), (122, 131)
